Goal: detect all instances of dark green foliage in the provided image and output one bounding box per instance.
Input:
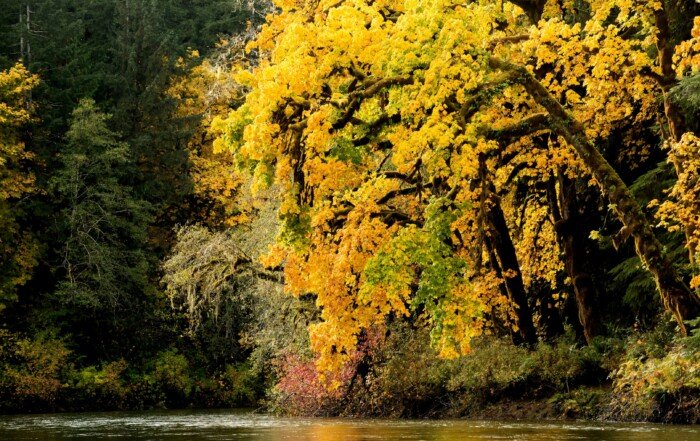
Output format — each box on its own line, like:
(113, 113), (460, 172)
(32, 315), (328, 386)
(606, 160), (690, 326)
(43, 99), (158, 360)
(665, 0), (700, 47)
(0, 0), (271, 391)
(0, 328), (266, 413)
(670, 74), (700, 134)
(51, 99), (152, 311)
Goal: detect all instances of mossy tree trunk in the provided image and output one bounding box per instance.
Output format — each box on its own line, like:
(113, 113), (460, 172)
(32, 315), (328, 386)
(547, 175), (601, 344)
(485, 187), (539, 346)
(489, 57), (700, 335)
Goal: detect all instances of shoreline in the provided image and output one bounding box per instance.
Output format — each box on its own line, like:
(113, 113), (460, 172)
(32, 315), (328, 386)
(3, 386), (696, 425)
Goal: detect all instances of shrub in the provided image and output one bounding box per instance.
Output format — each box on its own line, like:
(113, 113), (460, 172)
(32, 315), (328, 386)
(268, 324), (622, 418)
(270, 353), (341, 416)
(367, 325), (453, 417)
(154, 348), (193, 403)
(446, 333), (615, 407)
(217, 363), (260, 405)
(610, 323), (700, 423)
(69, 360), (128, 409)
(0, 329), (71, 412)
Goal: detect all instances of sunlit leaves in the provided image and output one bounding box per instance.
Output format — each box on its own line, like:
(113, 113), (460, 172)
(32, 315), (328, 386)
(0, 63), (39, 312)
(655, 133), (700, 290)
(362, 198), (484, 358)
(674, 17), (700, 77)
(212, 0), (700, 375)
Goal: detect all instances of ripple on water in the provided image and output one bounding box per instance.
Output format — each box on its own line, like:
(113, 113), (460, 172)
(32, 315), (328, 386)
(0, 410), (698, 441)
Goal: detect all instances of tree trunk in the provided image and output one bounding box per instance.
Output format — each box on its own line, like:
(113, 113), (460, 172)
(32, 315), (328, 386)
(486, 239), (526, 346)
(547, 176), (601, 344)
(485, 188), (538, 346)
(508, 0), (547, 23)
(654, 3), (699, 271)
(532, 280), (565, 341)
(489, 57), (700, 334)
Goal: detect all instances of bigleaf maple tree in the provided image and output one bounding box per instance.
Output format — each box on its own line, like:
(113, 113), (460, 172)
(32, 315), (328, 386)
(214, 0), (700, 377)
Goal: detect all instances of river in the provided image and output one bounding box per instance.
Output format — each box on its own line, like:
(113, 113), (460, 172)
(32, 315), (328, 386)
(0, 409), (697, 440)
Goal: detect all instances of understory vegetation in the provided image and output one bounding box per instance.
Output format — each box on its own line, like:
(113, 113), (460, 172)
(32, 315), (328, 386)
(2, 322), (698, 423)
(269, 323), (699, 423)
(1, 0), (699, 423)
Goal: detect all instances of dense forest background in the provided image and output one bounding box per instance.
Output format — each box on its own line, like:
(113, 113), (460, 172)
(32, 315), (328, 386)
(0, 0), (699, 423)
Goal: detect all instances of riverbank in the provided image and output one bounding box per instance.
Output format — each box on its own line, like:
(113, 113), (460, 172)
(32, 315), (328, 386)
(281, 383), (699, 424)
(268, 326), (700, 424)
(442, 386), (696, 424)
(2, 326), (698, 424)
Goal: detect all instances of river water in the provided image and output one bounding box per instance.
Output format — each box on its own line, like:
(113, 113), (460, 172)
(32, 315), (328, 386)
(0, 409), (697, 440)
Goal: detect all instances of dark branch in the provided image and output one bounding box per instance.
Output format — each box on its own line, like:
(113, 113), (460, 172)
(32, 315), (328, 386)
(507, 0), (546, 24)
(487, 34), (530, 50)
(483, 112), (551, 145)
(333, 75), (413, 131)
(376, 186), (419, 204)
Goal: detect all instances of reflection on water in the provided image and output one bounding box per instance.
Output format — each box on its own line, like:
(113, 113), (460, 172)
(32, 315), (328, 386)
(0, 409), (697, 440)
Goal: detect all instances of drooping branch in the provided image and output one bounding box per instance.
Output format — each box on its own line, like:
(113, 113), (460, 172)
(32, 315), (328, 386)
(487, 34), (530, 50)
(455, 73), (519, 125)
(352, 113), (402, 146)
(238, 258), (285, 285)
(328, 158), (424, 228)
(332, 75), (413, 131)
(376, 185), (419, 204)
(330, 185), (420, 221)
(483, 112), (551, 145)
(373, 208), (421, 227)
(379, 171), (412, 181)
(488, 57), (700, 334)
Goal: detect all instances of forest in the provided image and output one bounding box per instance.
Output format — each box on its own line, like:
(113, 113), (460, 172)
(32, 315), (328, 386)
(0, 0), (699, 424)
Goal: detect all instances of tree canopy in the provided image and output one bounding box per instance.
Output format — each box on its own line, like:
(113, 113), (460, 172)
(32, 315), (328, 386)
(214, 0), (700, 375)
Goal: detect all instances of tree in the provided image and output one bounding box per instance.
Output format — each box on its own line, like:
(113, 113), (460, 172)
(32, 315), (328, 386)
(49, 98), (152, 354)
(215, 0), (700, 374)
(162, 224), (283, 366)
(110, 0), (271, 244)
(168, 33), (260, 228)
(0, 63), (39, 312)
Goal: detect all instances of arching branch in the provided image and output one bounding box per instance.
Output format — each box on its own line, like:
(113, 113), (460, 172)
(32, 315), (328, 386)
(488, 56), (700, 334)
(483, 112), (551, 145)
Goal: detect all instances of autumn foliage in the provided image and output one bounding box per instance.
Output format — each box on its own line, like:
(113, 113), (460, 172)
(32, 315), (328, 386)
(0, 63), (39, 311)
(211, 0), (700, 377)
(1, 0), (700, 420)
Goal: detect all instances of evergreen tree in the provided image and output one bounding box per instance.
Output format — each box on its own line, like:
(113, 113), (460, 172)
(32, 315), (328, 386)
(49, 98), (153, 356)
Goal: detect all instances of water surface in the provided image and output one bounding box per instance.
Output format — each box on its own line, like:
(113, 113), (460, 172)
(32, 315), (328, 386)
(0, 409), (697, 440)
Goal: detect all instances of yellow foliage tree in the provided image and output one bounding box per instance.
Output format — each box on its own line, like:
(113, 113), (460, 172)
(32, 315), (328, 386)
(169, 37), (258, 228)
(0, 63), (39, 312)
(656, 133), (700, 290)
(215, 0), (700, 375)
